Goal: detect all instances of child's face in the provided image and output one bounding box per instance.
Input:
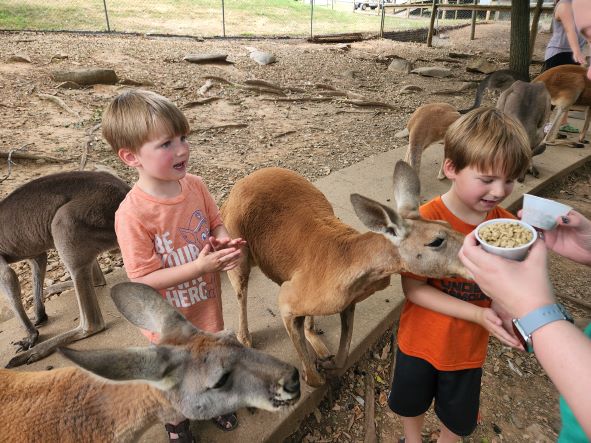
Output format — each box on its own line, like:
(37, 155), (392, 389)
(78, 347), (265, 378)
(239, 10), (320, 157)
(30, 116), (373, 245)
(445, 162), (516, 214)
(132, 131), (190, 182)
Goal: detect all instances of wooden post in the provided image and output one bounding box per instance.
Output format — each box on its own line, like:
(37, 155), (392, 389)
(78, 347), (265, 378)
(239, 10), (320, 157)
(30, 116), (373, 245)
(529, 0), (544, 60)
(470, 0), (478, 40)
(427, 0), (438, 47)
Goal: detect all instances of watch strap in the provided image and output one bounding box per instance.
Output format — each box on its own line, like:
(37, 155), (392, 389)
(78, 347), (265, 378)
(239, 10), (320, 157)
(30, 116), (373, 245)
(517, 303), (573, 336)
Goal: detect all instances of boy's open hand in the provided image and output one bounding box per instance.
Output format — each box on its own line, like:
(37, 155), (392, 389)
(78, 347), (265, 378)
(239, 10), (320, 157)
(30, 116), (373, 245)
(209, 236), (247, 251)
(196, 243), (242, 274)
(477, 307), (523, 350)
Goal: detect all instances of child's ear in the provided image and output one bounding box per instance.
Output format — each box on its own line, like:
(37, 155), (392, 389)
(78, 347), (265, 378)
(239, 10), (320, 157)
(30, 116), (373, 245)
(118, 148), (140, 167)
(442, 159), (456, 180)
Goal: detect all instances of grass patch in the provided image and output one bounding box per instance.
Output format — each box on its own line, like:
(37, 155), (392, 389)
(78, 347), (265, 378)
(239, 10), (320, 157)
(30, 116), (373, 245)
(0, 0), (455, 36)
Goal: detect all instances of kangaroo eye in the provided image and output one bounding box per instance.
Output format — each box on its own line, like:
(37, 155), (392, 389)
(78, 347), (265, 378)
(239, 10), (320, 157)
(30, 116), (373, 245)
(213, 372), (231, 389)
(426, 237), (445, 248)
(385, 227), (397, 236)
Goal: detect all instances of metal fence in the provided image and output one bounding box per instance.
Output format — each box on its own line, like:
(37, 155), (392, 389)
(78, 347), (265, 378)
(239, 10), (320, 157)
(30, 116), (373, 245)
(0, 0), (528, 40)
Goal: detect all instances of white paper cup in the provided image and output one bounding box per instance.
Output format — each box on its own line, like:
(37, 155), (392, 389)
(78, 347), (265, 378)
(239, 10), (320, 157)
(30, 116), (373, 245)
(521, 194), (572, 230)
(475, 218), (537, 261)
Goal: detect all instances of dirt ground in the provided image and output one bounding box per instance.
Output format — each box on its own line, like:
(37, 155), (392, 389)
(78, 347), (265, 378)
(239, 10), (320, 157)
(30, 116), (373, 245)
(1, 22), (590, 442)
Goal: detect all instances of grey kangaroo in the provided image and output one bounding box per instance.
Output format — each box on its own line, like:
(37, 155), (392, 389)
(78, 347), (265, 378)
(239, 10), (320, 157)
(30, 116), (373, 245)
(460, 69), (529, 114)
(496, 80), (551, 182)
(0, 171), (130, 367)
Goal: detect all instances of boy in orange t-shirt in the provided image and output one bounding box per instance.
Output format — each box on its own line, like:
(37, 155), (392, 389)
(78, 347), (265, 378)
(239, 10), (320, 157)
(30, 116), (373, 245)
(102, 90), (245, 440)
(388, 107), (532, 443)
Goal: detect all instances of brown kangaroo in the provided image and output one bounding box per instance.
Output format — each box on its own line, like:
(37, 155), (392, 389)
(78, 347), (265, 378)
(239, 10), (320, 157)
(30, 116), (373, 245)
(221, 161), (470, 387)
(533, 64), (591, 149)
(0, 282), (300, 441)
(404, 102), (460, 180)
(0, 171), (130, 368)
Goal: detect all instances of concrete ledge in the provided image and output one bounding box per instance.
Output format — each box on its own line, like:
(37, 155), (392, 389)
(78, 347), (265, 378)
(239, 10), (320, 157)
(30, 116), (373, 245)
(1, 127), (589, 442)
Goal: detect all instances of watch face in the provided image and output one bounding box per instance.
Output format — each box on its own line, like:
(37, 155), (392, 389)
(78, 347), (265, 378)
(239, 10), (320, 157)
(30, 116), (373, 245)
(512, 321), (530, 352)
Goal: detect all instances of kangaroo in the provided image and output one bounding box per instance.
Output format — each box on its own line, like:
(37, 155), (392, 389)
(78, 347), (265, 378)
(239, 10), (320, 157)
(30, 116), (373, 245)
(221, 161), (470, 387)
(459, 69), (528, 114)
(533, 64), (591, 149)
(0, 282), (300, 441)
(404, 102), (461, 180)
(0, 171), (130, 368)
(496, 80), (551, 182)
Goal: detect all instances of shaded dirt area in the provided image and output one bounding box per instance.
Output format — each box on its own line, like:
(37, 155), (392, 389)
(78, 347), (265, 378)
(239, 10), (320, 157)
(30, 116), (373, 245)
(0, 21), (590, 443)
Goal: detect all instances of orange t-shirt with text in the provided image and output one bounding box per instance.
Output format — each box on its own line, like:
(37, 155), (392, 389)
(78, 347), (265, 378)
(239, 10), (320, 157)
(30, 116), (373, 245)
(115, 174), (224, 341)
(397, 196), (515, 371)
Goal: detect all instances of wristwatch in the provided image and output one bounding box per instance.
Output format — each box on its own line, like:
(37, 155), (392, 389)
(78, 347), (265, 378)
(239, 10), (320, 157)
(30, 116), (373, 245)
(512, 303), (574, 353)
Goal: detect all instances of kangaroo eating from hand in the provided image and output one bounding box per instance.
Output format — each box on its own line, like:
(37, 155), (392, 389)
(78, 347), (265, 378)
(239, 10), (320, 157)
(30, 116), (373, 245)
(221, 161), (470, 387)
(0, 170), (130, 368)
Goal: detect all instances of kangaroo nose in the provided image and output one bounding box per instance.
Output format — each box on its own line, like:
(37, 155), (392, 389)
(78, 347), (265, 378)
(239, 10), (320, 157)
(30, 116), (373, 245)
(283, 368), (300, 394)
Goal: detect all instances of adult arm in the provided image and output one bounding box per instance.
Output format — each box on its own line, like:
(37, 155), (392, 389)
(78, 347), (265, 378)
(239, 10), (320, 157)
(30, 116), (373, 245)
(459, 233), (591, 437)
(572, 0), (591, 79)
(555, 1), (586, 64)
(401, 277), (521, 348)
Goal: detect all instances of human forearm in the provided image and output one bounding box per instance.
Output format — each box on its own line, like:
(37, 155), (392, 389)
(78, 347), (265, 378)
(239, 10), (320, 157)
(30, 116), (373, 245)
(131, 260), (206, 290)
(402, 278), (481, 323)
(557, 3), (586, 62)
(532, 321), (591, 437)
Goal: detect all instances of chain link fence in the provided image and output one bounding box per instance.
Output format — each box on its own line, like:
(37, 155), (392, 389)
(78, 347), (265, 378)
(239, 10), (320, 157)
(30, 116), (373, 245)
(0, 0), (554, 41)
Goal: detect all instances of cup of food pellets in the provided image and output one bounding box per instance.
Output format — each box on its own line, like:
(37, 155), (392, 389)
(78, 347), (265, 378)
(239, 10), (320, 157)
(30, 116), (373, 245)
(475, 218), (537, 261)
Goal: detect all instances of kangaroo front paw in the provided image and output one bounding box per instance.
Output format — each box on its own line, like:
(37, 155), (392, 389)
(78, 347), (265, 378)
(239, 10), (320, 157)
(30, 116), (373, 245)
(317, 355), (336, 370)
(11, 331), (39, 353)
(302, 367), (326, 387)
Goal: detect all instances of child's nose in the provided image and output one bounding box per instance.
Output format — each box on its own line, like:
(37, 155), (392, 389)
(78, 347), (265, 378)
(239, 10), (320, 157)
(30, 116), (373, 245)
(491, 181), (506, 197)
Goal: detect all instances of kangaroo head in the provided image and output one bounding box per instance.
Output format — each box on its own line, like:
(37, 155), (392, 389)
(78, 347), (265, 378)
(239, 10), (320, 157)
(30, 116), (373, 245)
(60, 282), (300, 420)
(350, 160), (470, 279)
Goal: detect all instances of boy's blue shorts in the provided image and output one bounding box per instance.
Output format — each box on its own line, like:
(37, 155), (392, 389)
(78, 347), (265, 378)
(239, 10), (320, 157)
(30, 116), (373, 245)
(388, 346), (482, 437)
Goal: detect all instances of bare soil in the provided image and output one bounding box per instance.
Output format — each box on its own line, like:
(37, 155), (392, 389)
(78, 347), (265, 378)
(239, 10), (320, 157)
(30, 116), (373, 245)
(0, 22), (590, 443)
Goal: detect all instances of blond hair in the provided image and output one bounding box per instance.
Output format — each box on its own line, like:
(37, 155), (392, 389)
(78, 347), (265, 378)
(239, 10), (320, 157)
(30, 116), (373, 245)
(102, 89), (190, 154)
(444, 107), (531, 180)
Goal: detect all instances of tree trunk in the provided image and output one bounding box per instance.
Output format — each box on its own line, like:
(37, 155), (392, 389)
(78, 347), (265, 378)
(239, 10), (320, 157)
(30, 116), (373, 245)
(529, 0), (544, 62)
(509, 0), (530, 79)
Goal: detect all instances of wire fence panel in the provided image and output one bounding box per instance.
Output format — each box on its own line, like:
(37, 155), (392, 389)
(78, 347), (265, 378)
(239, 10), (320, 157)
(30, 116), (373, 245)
(0, 0), (108, 32)
(0, 0), (557, 42)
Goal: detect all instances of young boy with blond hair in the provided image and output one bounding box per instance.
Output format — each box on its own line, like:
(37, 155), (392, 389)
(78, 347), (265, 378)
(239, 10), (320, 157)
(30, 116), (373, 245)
(102, 89), (244, 441)
(388, 107), (532, 443)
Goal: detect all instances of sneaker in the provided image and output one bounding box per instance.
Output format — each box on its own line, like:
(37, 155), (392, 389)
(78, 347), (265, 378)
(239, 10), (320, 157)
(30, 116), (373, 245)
(559, 123), (580, 133)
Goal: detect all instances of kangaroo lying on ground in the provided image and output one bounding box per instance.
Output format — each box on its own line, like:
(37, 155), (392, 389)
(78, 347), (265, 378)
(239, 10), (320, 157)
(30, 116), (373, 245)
(459, 69), (527, 114)
(0, 282), (300, 441)
(533, 64), (591, 149)
(221, 161), (470, 387)
(0, 171), (130, 368)
(496, 80), (551, 182)
(404, 102), (460, 180)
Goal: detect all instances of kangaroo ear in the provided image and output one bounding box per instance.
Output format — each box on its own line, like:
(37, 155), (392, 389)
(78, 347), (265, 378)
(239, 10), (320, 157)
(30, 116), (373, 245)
(111, 282), (197, 340)
(393, 160), (420, 219)
(58, 346), (188, 391)
(350, 193), (407, 241)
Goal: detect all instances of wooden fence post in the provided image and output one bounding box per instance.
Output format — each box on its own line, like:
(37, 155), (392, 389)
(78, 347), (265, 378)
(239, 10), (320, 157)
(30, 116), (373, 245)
(427, 0), (438, 47)
(529, 0), (544, 60)
(470, 0), (479, 40)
